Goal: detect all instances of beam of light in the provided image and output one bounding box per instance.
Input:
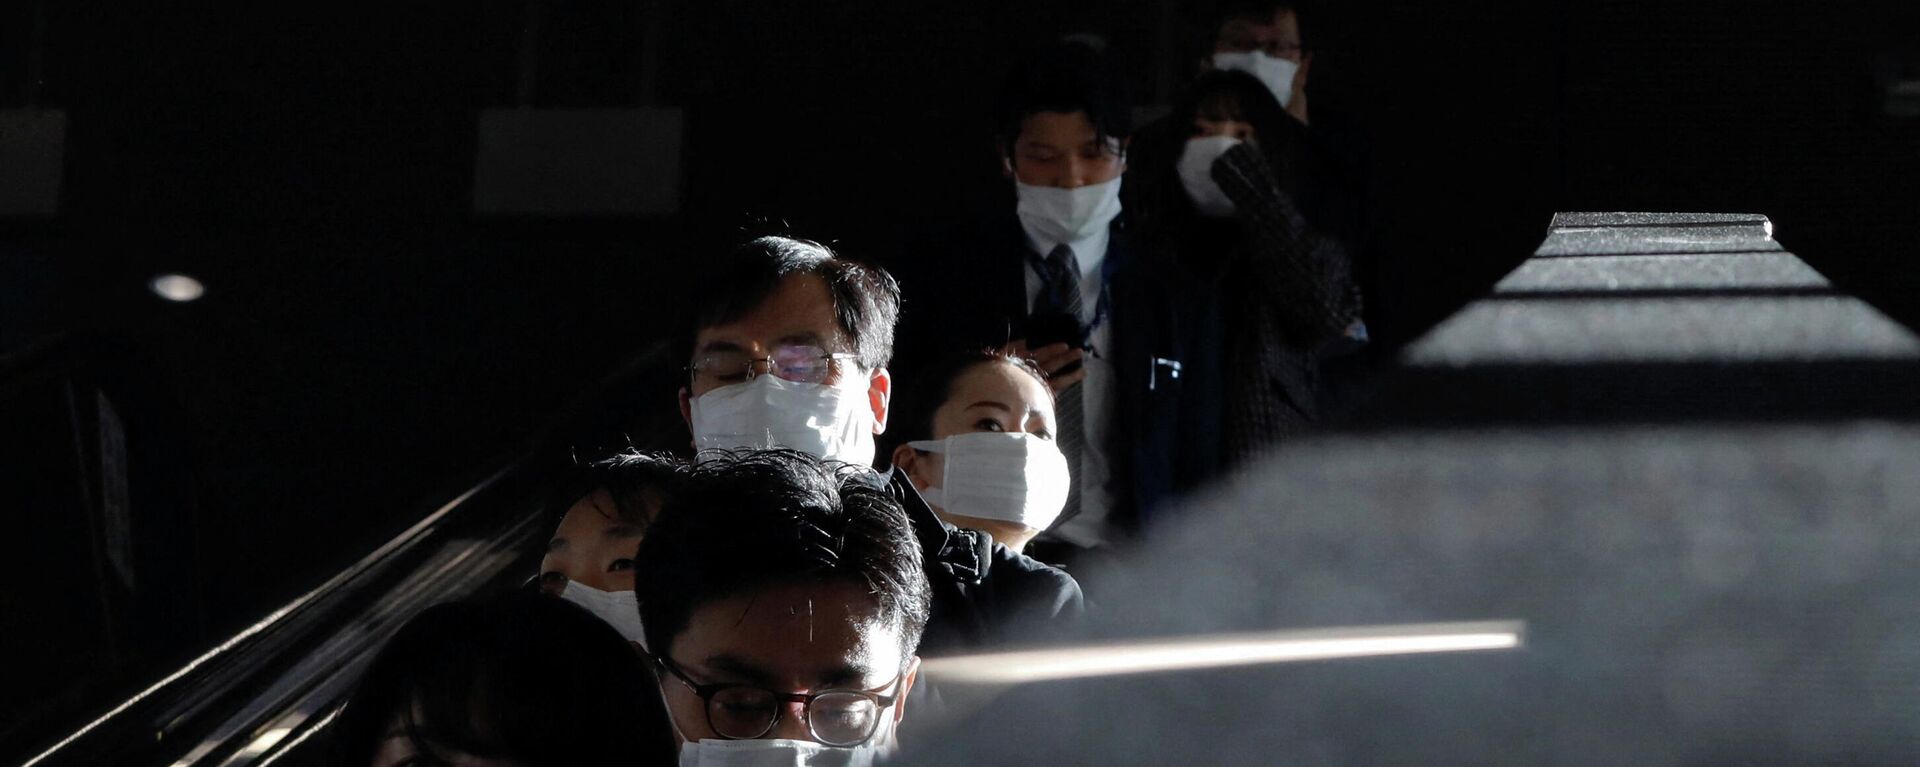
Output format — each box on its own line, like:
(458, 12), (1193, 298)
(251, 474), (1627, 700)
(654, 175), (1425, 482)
(254, 706), (342, 767)
(149, 273), (205, 302)
(231, 726), (294, 760)
(922, 620), (1525, 686)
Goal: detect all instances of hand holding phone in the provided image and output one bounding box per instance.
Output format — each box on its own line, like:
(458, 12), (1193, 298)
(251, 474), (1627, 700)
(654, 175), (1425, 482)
(1009, 311), (1088, 394)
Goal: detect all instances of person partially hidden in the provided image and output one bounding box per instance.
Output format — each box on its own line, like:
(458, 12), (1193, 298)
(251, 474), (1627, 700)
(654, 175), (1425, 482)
(334, 591), (674, 766)
(673, 237), (1083, 654)
(632, 448), (929, 765)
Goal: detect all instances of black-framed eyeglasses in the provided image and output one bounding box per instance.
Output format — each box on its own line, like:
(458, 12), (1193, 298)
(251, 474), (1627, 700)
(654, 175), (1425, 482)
(1218, 25), (1305, 61)
(686, 344), (861, 387)
(653, 655), (903, 747)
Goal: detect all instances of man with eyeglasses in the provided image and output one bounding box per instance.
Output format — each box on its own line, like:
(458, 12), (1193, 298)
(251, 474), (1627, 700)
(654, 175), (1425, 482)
(1205, 0), (1315, 125)
(674, 235), (1083, 656)
(677, 235), (896, 467)
(632, 448), (930, 764)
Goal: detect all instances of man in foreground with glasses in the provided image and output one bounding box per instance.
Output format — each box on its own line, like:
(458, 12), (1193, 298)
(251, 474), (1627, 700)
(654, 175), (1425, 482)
(674, 235), (1083, 655)
(633, 448), (930, 764)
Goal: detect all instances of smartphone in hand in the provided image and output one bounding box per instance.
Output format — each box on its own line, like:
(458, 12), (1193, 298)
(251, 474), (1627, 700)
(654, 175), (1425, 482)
(1023, 311), (1087, 377)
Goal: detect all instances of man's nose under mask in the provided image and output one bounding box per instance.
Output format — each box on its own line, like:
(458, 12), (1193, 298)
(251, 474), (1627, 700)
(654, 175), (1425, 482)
(689, 375), (878, 467)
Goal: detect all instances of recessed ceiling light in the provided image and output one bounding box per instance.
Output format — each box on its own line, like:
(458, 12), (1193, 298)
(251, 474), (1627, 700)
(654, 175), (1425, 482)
(150, 273), (205, 303)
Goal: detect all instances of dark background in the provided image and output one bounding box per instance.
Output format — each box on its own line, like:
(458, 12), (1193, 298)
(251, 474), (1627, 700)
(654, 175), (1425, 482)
(1, 0), (1916, 749)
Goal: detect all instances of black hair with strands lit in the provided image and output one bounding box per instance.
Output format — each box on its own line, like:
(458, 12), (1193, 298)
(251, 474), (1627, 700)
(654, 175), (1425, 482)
(540, 449), (687, 531)
(679, 236), (902, 380)
(882, 348), (1054, 459)
(995, 42), (1134, 160)
(633, 448), (931, 661)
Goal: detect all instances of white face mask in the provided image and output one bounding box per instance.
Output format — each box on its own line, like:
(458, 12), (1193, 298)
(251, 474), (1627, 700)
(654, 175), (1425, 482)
(909, 432), (1071, 532)
(678, 738), (879, 767)
(690, 374), (878, 466)
(558, 580), (646, 647)
(1177, 135), (1244, 218)
(1014, 175), (1124, 246)
(1211, 50), (1300, 108)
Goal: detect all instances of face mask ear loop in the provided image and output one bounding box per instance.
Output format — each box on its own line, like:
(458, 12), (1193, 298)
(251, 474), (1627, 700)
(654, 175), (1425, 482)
(652, 660), (695, 744)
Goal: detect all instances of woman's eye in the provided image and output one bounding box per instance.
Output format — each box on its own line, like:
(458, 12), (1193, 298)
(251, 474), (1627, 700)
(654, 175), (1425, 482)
(975, 419), (1006, 432)
(608, 558), (635, 573)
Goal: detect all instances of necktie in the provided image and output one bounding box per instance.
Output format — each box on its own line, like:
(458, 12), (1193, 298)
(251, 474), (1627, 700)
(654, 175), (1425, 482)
(1035, 244), (1084, 527)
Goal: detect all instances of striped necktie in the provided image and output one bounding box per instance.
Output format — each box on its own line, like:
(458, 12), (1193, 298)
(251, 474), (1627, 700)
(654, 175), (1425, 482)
(1034, 244), (1084, 526)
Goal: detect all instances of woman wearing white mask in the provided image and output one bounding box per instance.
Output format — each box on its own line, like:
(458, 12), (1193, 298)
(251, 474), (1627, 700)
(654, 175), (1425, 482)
(1125, 69), (1363, 470)
(679, 236), (1083, 655)
(536, 450), (684, 649)
(888, 350), (1067, 552)
(882, 349), (1085, 650)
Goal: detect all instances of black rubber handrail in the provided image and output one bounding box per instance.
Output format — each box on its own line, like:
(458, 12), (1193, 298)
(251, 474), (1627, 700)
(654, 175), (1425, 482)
(19, 342), (675, 766)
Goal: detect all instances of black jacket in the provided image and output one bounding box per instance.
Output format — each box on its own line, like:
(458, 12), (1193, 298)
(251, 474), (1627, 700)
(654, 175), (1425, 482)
(884, 469), (1085, 655)
(1126, 110), (1364, 472)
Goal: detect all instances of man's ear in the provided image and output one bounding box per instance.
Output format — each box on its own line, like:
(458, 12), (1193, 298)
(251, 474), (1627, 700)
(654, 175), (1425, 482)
(678, 386), (693, 427)
(891, 443), (930, 491)
(893, 656), (922, 726)
(890, 443), (918, 474)
(868, 368), (892, 434)
(1001, 154), (1015, 179)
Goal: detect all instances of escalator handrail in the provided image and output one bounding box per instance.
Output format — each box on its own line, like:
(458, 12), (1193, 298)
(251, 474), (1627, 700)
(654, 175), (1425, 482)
(21, 341), (675, 766)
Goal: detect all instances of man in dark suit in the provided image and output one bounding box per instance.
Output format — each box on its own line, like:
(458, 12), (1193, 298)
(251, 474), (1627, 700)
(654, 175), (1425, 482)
(894, 44), (1217, 569)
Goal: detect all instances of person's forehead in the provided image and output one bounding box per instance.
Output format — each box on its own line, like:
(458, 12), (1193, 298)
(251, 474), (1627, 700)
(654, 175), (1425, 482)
(673, 581), (906, 686)
(553, 490), (615, 537)
(950, 363), (1046, 412)
(1017, 111), (1100, 146)
(934, 365), (1050, 436)
(694, 273), (847, 353)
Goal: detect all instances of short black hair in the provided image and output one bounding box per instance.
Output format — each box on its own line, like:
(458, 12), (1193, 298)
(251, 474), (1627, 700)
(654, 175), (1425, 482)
(995, 42), (1134, 160)
(542, 449), (686, 530)
(1211, 0), (1314, 50)
(1178, 69), (1295, 149)
(883, 349), (1054, 457)
(633, 448), (931, 661)
(334, 592), (671, 765)
(680, 236), (902, 377)
(1124, 69), (1304, 232)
